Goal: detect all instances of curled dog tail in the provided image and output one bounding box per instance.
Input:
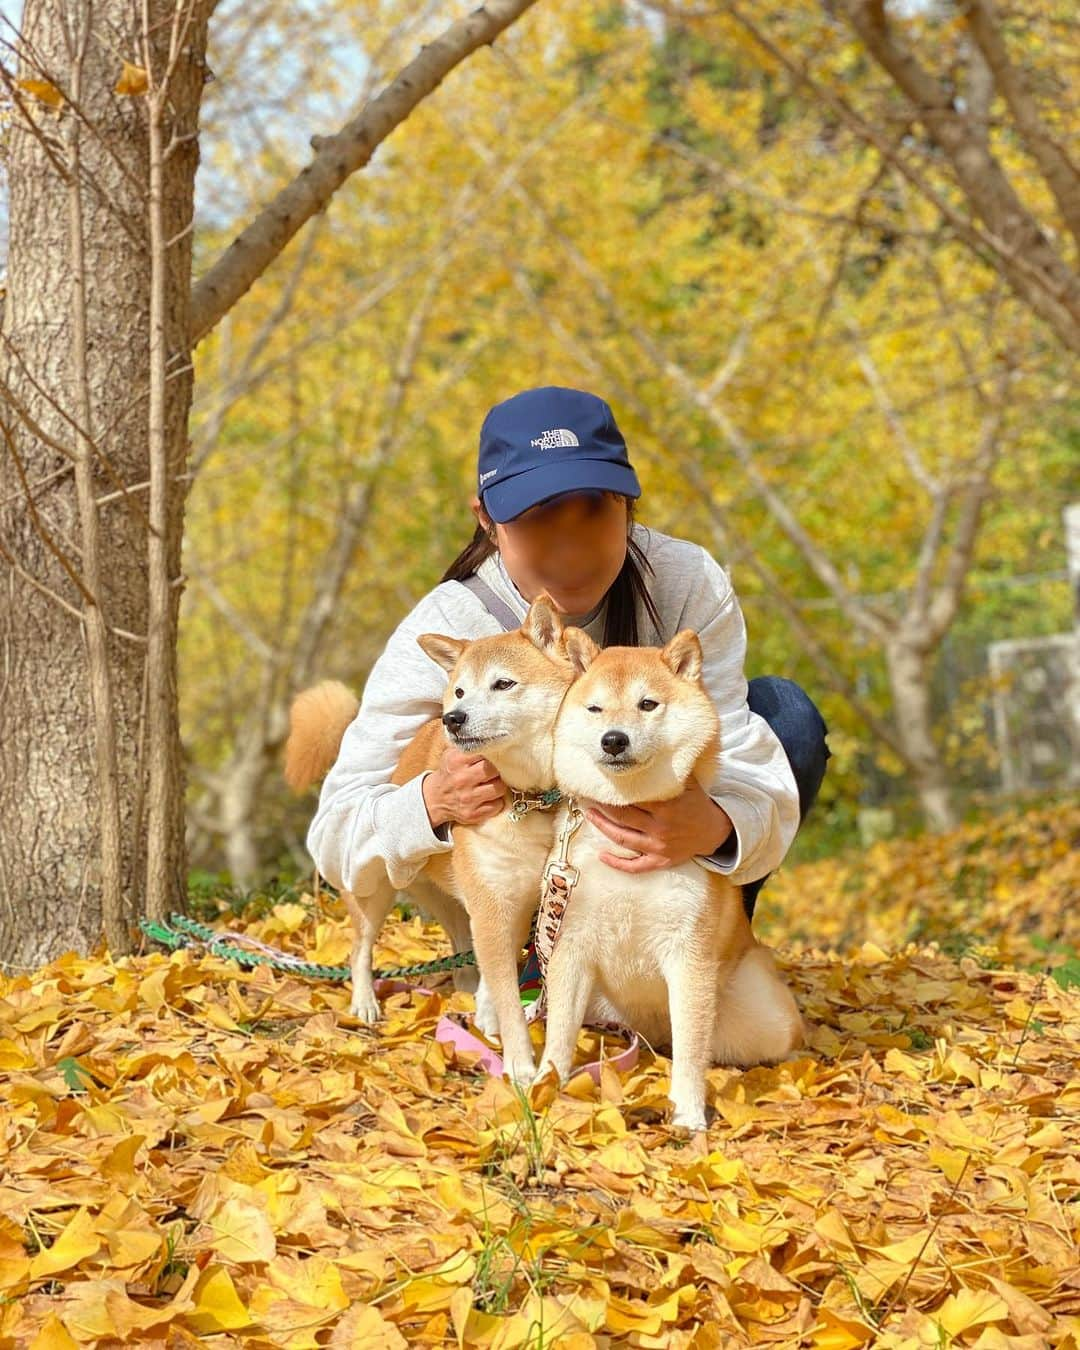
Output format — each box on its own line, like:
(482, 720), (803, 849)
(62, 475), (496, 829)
(284, 680), (360, 792)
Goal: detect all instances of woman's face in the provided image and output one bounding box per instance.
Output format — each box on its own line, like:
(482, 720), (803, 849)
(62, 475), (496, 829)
(476, 490), (630, 617)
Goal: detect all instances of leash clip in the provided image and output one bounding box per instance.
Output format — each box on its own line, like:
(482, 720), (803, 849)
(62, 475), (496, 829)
(540, 796), (585, 895)
(542, 858), (580, 891)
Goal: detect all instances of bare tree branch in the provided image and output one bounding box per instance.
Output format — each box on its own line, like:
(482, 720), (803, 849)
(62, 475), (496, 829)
(0, 416), (94, 606)
(662, 0), (1080, 353)
(190, 81), (592, 484)
(924, 370), (1010, 642)
(189, 216), (324, 475)
(963, 0), (1080, 251)
(184, 549), (279, 661)
(188, 0), (541, 343)
(839, 0), (1080, 346)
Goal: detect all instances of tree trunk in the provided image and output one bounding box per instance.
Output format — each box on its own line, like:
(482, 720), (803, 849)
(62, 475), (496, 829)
(885, 639), (956, 833)
(219, 709), (289, 891)
(0, 0), (209, 967)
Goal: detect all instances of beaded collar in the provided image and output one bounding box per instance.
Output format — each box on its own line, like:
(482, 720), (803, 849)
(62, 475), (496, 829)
(508, 787), (563, 823)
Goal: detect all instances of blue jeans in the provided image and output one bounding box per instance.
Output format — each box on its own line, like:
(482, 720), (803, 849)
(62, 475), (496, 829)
(740, 677), (830, 922)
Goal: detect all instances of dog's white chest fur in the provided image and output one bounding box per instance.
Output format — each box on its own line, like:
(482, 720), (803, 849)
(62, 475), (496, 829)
(457, 803), (555, 904)
(548, 805), (710, 1043)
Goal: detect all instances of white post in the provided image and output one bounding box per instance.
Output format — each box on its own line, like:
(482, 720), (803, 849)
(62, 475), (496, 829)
(1064, 504), (1080, 762)
(1065, 503), (1080, 634)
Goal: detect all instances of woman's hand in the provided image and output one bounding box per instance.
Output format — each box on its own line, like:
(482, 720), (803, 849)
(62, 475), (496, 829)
(585, 778), (734, 874)
(422, 746), (505, 829)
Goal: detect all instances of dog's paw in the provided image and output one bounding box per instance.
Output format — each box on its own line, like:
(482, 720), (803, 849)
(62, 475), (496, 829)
(349, 990), (381, 1024)
(503, 1055), (537, 1088)
(670, 1106), (708, 1132)
(531, 1061), (566, 1089)
(473, 985), (500, 1039)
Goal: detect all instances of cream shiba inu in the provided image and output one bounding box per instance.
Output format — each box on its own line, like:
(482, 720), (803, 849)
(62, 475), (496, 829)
(285, 597), (573, 1083)
(534, 627), (805, 1130)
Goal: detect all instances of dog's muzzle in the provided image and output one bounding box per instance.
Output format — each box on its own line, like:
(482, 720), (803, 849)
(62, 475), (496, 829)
(599, 728), (636, 770)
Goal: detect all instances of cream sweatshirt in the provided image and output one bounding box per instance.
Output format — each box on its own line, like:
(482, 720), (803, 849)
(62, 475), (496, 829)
(306, 525), (800, 896)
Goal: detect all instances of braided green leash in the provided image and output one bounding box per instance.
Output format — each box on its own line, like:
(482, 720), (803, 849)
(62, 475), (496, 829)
(142, 794), (563, 986)
(139, 912), (476, 982)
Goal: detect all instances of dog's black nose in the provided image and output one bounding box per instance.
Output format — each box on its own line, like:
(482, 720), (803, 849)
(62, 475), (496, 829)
(601, 730), (630, 756)
(443, 708), (467, 731)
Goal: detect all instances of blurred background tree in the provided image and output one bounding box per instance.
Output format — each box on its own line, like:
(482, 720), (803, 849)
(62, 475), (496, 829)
(179, 0), (1076, 887)
(1, 0), (1073, 932)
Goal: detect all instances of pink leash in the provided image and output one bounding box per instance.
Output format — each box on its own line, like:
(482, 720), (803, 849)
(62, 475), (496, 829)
(433, 1009), (639, 1084)
(376, 978), (638, 1083)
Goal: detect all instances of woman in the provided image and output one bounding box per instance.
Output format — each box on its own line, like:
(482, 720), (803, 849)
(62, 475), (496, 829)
(307, 385), (829, 921)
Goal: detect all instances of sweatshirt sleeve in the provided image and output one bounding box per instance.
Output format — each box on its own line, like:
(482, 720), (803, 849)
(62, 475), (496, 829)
(681, 550), (801, 884)
(305, 586), (499, 896)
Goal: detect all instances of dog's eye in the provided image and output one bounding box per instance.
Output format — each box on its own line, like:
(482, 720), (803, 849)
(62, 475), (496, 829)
(491, 678), (517, 692)
(638, 698), (659, 712)
(454, 687), (465, 699)
(586, 705), (602, 714)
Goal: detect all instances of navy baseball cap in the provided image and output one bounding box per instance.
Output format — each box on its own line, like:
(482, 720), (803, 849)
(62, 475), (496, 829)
(477, 386), (641, 523)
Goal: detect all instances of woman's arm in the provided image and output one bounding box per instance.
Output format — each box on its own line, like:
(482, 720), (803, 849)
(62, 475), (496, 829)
(689, 551), (800, 881)
(305, 586), (501, 895)
(586, 548), (800, 883)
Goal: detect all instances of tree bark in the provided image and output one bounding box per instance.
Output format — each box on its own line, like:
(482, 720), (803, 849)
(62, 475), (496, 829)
(0, 0), (538, 965)
(0, 0), (209, 967)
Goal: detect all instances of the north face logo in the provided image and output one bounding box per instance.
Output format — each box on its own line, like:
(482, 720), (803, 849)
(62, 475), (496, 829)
(530, 427), (580, 450)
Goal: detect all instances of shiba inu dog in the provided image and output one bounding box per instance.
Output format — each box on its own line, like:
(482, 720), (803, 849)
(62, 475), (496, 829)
(285, 597), (573, 1083)
(534, 627), (805, 1130)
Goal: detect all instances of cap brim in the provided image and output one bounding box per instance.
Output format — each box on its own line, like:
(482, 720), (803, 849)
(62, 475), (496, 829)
(482, 459), (641, 523)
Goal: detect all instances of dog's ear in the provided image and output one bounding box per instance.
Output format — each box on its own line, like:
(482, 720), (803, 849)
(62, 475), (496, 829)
(522, 592), (564, 654)
(417, 633), (467, 672)
(562, 626), (600, 677)
(661, 630), (703, 682)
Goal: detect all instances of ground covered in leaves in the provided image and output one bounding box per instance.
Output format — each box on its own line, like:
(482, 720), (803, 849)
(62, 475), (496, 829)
(1, 800), (1078, 1348)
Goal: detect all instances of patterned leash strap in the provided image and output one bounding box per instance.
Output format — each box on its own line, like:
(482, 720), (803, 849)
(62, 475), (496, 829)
(529, 797), (586, 1019)
(438, 797), (640, 1081)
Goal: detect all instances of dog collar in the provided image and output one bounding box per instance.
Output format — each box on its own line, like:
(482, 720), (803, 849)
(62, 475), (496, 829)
(508, 786), (563, 823)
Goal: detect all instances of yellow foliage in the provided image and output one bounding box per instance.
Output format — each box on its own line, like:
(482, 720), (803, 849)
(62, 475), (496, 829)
(2, 802), (1079, 1343)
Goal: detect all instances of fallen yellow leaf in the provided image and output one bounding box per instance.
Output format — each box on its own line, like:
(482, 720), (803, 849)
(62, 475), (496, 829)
(114, 60), (149, 95)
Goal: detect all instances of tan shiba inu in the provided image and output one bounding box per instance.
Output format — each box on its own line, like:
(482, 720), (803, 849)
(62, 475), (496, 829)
(285, 597), (573, 1083)
(534, 627), (805, 1130)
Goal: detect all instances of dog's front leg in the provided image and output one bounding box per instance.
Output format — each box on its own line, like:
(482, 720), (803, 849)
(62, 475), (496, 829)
(533, 938), (593, 1086)
(342, 883), (396, 1023)
(664, 944), (725, 1131)
(445, 904), (480, 996)
(468, 890), (536, 1086)
(472, 975), (499, 1039)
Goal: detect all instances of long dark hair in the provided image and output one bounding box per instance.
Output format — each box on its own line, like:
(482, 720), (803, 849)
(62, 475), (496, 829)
(441, 495), (662, 647)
